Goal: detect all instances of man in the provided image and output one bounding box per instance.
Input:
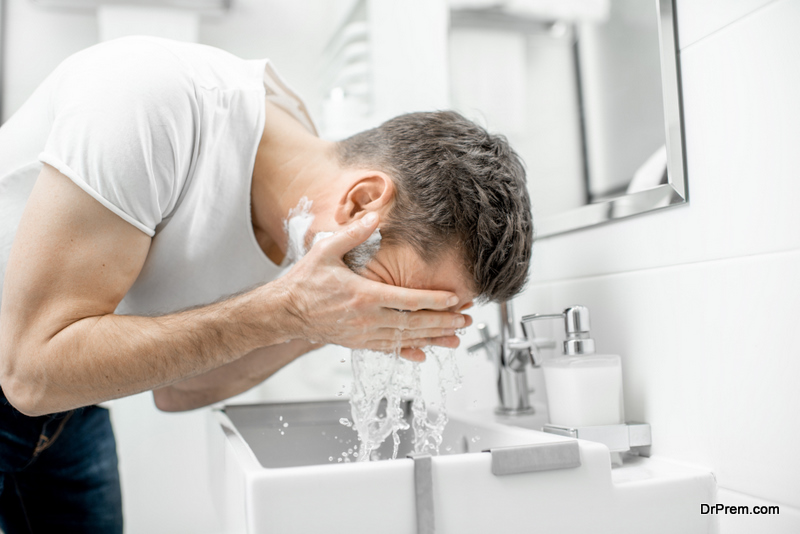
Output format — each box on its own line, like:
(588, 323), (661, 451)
(0, 37), (532, 532)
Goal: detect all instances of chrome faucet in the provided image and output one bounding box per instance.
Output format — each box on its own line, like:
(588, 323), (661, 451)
(467, 301), (555, 415)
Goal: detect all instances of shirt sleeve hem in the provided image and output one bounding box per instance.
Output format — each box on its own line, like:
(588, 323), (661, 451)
(38, 152), (156, 237)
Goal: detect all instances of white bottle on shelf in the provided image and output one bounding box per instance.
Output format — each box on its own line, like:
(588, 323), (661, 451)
(524, 306), (624, 427)
(542, 352), (623, 427)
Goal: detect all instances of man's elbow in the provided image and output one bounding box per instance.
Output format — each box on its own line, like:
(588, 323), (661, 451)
(0, 369), (49, 417)
(0, 342), (52, 417)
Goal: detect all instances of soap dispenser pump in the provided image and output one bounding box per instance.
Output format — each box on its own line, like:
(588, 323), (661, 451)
(522, 306), (623, 428)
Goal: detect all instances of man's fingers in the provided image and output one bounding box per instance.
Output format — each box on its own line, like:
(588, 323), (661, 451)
(373, 326), (463, 341)
(374, 309), (471, 331)
(400, 347), (426, 362)
(398, 335), (460, 350)
(426, 335), (461, 349)
(377, 284), (459, 311)
(401, 310), (472, 330)
(364, 334), (461, 352)
(313, 212), (380, 259)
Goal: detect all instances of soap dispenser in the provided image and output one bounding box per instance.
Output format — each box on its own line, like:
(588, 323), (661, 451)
(524, 306), (623, 428)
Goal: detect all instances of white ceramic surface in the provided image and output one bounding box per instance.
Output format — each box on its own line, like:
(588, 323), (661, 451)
(211, 400), (716, 534)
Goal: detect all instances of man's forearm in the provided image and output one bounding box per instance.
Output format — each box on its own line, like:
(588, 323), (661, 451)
(152, 339), (318, 412)
(1, 283), (294, 416)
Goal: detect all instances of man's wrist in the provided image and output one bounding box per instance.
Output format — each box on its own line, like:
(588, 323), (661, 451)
(238, 280), (306, 348)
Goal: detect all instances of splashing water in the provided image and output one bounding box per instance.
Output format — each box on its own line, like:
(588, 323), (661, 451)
(348, 346), (462, 462)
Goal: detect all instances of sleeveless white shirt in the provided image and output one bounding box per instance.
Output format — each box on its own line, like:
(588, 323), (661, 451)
(0, 36), (316, 316)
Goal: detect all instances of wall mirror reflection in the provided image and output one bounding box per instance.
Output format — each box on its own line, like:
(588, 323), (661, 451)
(448, 0), (687, 238)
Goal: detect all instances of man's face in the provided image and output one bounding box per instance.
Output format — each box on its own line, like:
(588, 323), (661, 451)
(357, 243), (475, 313)
(286, 201), (475, 312)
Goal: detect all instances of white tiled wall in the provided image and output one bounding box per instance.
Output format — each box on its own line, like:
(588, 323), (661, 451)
(490, 0), (800, 529)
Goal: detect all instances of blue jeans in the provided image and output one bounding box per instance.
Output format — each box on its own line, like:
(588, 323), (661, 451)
(0, 388), (123, 533)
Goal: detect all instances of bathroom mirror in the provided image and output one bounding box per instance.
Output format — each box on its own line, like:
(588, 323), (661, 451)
(448, 0), (687, 238)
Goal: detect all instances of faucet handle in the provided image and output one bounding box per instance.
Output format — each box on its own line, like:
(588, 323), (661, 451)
(521, 306), (596, 357)
(467, 323), (497, 357)
(519, 318), (556, 366)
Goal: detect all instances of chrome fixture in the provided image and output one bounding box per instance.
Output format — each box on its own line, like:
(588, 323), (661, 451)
(542, 422), (652, 457)
(469, 304), (600, 415)
(521, 305), (596, 357)
(467, 301), (555, 415)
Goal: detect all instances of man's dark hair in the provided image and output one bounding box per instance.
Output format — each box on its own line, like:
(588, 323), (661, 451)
(336, 111), (533, 303)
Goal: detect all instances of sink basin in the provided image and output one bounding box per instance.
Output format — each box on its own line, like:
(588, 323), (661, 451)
(209, 400), (716, 533)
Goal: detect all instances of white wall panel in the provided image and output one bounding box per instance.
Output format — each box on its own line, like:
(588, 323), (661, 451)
(524, 249), (800, 509)
(677, 0), (777, 50)
(2, 0), (96, 122)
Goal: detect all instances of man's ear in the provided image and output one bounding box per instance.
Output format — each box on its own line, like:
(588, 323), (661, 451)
(333, 171), (395, 224)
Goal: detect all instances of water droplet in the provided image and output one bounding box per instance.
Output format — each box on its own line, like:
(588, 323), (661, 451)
(338, 458), (343, 462)
(280, 431), (285, 436)
(279, 415), (283, 421)
(445, 446), (452, 452)
(283, 422), (289, 428)
(339, 418), (352, 427)
(328, 456), (333, 462)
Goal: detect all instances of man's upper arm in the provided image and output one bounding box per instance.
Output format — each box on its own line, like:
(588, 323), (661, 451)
(0, 164), (151, 376)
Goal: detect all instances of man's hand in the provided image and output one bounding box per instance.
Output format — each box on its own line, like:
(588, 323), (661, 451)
(271, 213), (471, 361)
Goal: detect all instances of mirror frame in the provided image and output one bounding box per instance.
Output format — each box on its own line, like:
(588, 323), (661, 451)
(536, 0), (688, 238)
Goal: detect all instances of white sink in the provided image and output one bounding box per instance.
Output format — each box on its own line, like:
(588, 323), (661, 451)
(209, 400), (716, 533)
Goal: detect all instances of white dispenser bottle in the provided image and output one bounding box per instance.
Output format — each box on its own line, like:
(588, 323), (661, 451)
(527, 306), (624, 427)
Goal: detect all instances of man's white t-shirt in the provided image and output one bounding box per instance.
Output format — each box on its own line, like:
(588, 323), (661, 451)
(0, 36), (317, 316)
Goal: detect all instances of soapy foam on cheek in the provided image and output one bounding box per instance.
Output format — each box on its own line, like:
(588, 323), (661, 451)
(283, 197), (382, 272)
(283, 197), (315, 265)
(303, 227), (382, 274)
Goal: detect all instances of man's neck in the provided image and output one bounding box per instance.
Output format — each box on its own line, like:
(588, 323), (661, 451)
(250, 100), (338, 265)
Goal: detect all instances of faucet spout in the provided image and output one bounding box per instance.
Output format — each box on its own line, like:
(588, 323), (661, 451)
(468, 301), (538, 416)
